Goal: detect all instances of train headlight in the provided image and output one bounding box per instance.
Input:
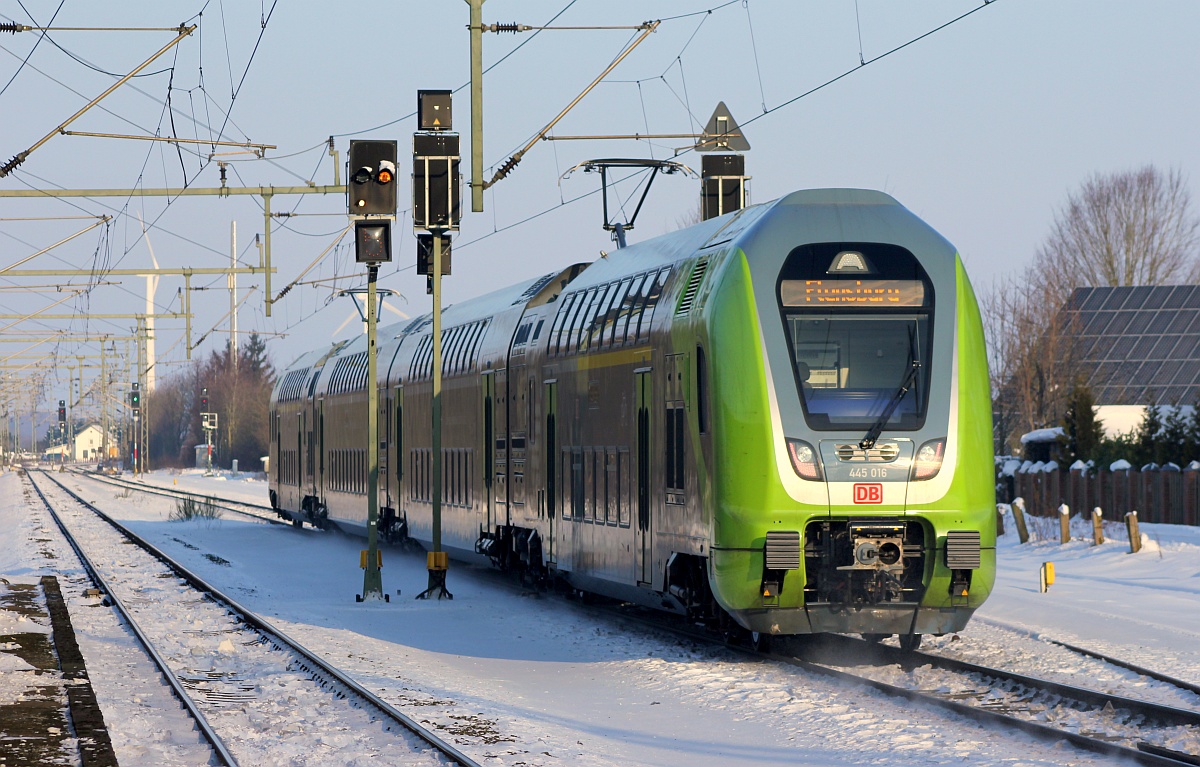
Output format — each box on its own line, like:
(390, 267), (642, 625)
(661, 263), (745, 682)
(911, 437), (946, 481)
(787, 438), (823, 481)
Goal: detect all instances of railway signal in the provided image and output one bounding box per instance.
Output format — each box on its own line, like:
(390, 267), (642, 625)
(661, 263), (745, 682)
(414, 89), (456, 601)
(58, 400), (66, 426)
(347, 140), (399, 216)
(130, 383), (140, 410)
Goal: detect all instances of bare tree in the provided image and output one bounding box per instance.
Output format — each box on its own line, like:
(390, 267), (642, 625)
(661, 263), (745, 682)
(983, 265), (1084, 452)
(985, 165), (1200, 453)
(1037, 166), (1200, 292)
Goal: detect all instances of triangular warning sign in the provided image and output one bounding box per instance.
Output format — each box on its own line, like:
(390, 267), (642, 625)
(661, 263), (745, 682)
(432, 118), (441, 126)
(698, 101), (749, 152)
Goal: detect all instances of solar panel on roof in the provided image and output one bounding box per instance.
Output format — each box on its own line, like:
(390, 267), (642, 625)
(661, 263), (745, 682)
(1131, 336), (1159, 360)
(1153, 360), (1183, 385)
(1100, 288), (1133, 310)
(1090, 361), (1122, 387)
(1163, 285), (1195, 309)
(1146, 311), (1174, 335)
(1171, 361), (1200, 386)
(1105, 310), (1136, 335)
(1082, 312), (1113, 335)
(1127, 310), (1156, 335)
(1106, 335), (1137, 360)
(1176, 336), (1200, 360)
(1078, 287), (1110, 311)
(1116, 358), (1143, 382)
(1167, 309), (1197, 334)
(1126, 285), (1154, 307)
(1150, 335), (1182, 360)
(1141, 286), (1173, 310)
(1133, 360), (1161, 385)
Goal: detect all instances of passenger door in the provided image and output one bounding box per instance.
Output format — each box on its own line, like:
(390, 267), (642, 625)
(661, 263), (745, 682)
(635, 368), (653, 585)
(544, 379), (558, 564)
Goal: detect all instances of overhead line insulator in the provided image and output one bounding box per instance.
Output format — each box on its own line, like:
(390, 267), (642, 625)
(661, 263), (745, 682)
(1, 23), (32, 34)
(486, 22), (529, 34)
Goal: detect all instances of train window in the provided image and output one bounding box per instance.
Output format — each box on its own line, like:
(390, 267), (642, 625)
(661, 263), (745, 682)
(605, 278), (634, 348)
(618, 448), (631, 527)
(590, 284), (619, 350)
(549, 293), (576, 356)
(637, 268), (672, 343)
(618, 274), (647, 344)
(605, 448), (617, 525)
(696, 345), (709, 435)
(570, 447), (584, 520)
(532, 319), (544, 340)
(665, 404), (686, 501)
(568, 288), (599, 353)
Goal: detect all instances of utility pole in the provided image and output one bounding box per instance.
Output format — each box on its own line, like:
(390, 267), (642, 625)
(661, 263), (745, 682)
(467, 0), (486, 212)
(230, 221), (238, 368)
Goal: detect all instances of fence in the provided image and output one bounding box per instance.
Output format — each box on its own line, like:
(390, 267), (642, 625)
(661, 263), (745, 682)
(1005, 464), (1200, 526)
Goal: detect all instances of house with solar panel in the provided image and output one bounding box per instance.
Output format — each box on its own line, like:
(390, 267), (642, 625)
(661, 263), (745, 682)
(1064, 284), (1200, 436)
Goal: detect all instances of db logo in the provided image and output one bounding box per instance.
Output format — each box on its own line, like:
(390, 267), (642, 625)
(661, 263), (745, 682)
(853, 483), (884, 504)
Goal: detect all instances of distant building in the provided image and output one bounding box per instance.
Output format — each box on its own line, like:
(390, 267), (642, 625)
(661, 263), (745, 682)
(72, 424), (115, 462)
(1064, 285), (1200, 436)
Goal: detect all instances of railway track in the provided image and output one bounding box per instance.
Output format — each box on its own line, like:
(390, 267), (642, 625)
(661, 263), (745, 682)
(28, 469), (480, 767)
(602, 605), (1200, 766)
(70, 467), (282, 526)
(62, 471), (1200, 764)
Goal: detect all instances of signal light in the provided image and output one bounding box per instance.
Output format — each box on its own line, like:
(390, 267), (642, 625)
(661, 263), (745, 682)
(348, 140), (399, 215)
(355, 221), (392, 264)
(130, 383), (140, 409)
(58, 400), (66, 425)
(200, 387), (208, 412)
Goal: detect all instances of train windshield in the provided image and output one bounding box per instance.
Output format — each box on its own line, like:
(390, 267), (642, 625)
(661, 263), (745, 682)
(778, 242), (934, 431)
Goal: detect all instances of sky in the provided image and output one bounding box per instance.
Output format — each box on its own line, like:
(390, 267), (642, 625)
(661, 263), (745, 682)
(1, 0), (1198, 412)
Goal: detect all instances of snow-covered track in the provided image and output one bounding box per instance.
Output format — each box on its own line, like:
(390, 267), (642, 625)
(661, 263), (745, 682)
(30, 469), (481, 767)
(27, 470), (239, 766)
(602, 605), (1200, 766)
(70, 468), (281, 525)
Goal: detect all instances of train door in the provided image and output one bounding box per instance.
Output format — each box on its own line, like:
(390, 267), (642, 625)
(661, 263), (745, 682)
(296, 411), (305, 497)
(635, 368), (653, 585)
(509, 364), (527, 517)
(493, 367), (509, 529)
(317, 399), (325, 499)
(393, 385), (403, 509)
(544, 379), (557, 564)
(481, 372), (495, 536)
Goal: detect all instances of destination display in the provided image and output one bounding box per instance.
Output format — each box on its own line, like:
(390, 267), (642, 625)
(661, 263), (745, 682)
(780, 279), (927, 307)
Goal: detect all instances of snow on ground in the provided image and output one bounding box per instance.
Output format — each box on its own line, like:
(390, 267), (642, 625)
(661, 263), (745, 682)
(5, 466), (1200, 766)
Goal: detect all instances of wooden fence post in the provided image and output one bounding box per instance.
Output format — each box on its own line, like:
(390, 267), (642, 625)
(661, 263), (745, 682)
(1012, 497), (1030, 544)
(995, 504), (1006, 536)
(1058, 503), (1071, 544)
(1125, 511), (1141, 554)
(1091, 507), (1104, 545)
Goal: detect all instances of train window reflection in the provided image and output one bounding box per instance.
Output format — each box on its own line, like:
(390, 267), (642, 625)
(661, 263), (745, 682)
(786, 314), (931, 429)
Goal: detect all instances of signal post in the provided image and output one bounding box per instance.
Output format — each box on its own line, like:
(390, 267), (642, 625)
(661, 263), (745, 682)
(414, 90), (459, 601)
(348, 139), (398, 604)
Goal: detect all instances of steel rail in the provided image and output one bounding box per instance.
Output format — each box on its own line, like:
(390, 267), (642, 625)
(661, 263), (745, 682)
(25, 471), (239, 767)
(599, 605), (1199, 767)
(38, 469), (482, 767)
(73, 468), (279, 518)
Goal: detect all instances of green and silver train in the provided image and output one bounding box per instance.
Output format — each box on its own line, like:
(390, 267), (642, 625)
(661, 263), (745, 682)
(269, 188), (996, 647)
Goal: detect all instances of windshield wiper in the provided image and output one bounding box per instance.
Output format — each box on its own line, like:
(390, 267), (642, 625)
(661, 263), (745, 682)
(860, 327), (921, 450)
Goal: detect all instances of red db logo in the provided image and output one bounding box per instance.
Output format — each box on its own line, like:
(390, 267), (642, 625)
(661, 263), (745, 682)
(853, 483), (884, 504)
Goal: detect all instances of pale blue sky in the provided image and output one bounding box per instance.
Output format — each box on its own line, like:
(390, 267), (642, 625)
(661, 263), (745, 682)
(1, 1), (1198, 406)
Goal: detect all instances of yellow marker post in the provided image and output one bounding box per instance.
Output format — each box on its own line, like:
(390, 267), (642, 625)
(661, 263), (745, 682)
(1039, 562), (1055, 593)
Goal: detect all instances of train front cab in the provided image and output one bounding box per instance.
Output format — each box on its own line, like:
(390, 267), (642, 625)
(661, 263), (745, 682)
(707, 191), (996, 640)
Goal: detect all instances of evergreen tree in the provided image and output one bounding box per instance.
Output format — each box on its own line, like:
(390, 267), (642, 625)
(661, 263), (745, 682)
(1133, 403), (1165, 468)
(1061, 382), (1104, 463)
(1160, 403), (1191, 466)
